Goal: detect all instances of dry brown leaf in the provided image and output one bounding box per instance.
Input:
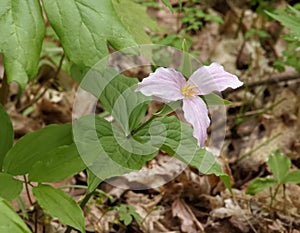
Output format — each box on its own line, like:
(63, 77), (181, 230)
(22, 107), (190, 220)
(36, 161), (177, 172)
(172, 198), (204, 233)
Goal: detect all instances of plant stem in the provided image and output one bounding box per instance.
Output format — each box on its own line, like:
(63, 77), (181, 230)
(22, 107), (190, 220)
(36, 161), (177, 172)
(23, 175), (33, 206)
(131, 114), (156, 136)
(270, 184), (280, 210)
(0, 71), (9, 106)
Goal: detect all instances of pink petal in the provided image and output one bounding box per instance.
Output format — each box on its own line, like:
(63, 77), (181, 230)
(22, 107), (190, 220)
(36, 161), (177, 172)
(136, 67), (186, 102)
(182, 97), (210, 147)
(188, 62), (243, 95)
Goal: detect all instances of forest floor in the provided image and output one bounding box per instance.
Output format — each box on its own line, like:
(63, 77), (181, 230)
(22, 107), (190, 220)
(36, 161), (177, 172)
(5, 0), (300, 232)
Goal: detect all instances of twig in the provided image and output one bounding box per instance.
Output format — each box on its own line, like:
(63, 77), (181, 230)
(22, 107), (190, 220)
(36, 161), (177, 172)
(23, 175), (33, 206)
(225, 73), (300, 94)
(234, 132), (281, 164)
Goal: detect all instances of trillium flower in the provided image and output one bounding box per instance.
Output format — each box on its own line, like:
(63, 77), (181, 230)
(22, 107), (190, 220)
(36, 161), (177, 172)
(136, 62), (243, 147)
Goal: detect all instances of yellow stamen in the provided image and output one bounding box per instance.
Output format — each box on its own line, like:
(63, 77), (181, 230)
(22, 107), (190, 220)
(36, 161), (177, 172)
(181, 83), (198, 97)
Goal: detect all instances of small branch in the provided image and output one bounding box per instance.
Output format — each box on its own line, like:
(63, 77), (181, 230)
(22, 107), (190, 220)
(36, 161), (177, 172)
(225, 73), (300, 94)
(23, 175), (33, 206)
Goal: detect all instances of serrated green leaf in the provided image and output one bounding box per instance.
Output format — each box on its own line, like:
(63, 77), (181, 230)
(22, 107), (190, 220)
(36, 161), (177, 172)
(3, 124), (73, 175)
(0, 0), (45, 87)
(43, 0), (155, 70)
(0, 173), (22, 201)
(28, 144), (86, 182)
(33, 184), (85, 233)
(80, 68), (150, 134)
(0, 197), (32, 233)
(0, 104), (13, 169)
(73, 114), (157, 181)
(282, 170), (300, 184)
(246, 178), (276, 195)
(266, 7), (300, 41)
(267, 151), (291, 183)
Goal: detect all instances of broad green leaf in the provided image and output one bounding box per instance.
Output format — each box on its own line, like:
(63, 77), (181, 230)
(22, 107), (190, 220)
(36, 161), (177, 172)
(267, 152), (291, 183)
(266, 6), (300, 41)
(0, 173), (22, 201)
(246, 178), (276, 195)
(0, 0), (45, 87)
(112, 0), (159, 44)
(3, 124), (73, 175)
(282, 170), (300, 184)
(80, 68), (150, 134)
(0, 197), (32, 233)
(28, 144), (86, 182)
(202, 93), (232, 106)
(87, 169), (102, 194)
(134, 116), (224, 175)
(73, 114), (157, 181)
(43, 0), (155, 70)
(0, 104), (13, 169)
(33, 184), (85, 233)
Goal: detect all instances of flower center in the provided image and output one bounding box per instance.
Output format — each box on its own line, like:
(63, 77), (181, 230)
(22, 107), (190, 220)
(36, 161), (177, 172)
(181, 83), (198, 97)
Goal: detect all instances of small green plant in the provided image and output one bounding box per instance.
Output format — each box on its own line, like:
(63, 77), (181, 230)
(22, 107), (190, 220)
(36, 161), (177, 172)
(118, 204), (142, 226)
(244, 28), (270, 40)
(266, 5), (300, 73)
(180, 6), (223, 33)
(246, 151), (300, 206)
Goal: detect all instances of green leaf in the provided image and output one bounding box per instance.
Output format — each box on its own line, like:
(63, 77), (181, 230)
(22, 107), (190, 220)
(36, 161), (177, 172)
(267, 151), (291, 183)
(87, 169), (102, 194)
(28, 144), (86, 182)
(152, 101), (181, 117)
(161, 0), (173, 12)
(0, 0), (45, 87)
(0, 197), (32, 233)
(33, 184), (85, 233)
(282, 170), (300, 184)
(73, 114), (157, 181)
(180, 39), (193, 77)
(3, 124), (73, 175)
(0, 104), (13, 169)
(128, 205), (142, 226)
(246, 178), (276, 195)
(0, 173), (22, 201)
(266, 6), (300, 41)
(112, 0), (159, 44)
(80, 68), (150, 134)
(134, 116), (224, 176)
(119, 205), (133, 226)
(43, 0), (155, 70)
(202, 93), (232, 106)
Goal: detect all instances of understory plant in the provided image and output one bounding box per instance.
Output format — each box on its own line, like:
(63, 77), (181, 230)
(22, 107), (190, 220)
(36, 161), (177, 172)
(0, 1), (240, 232)
(246, 151), (300, 208)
